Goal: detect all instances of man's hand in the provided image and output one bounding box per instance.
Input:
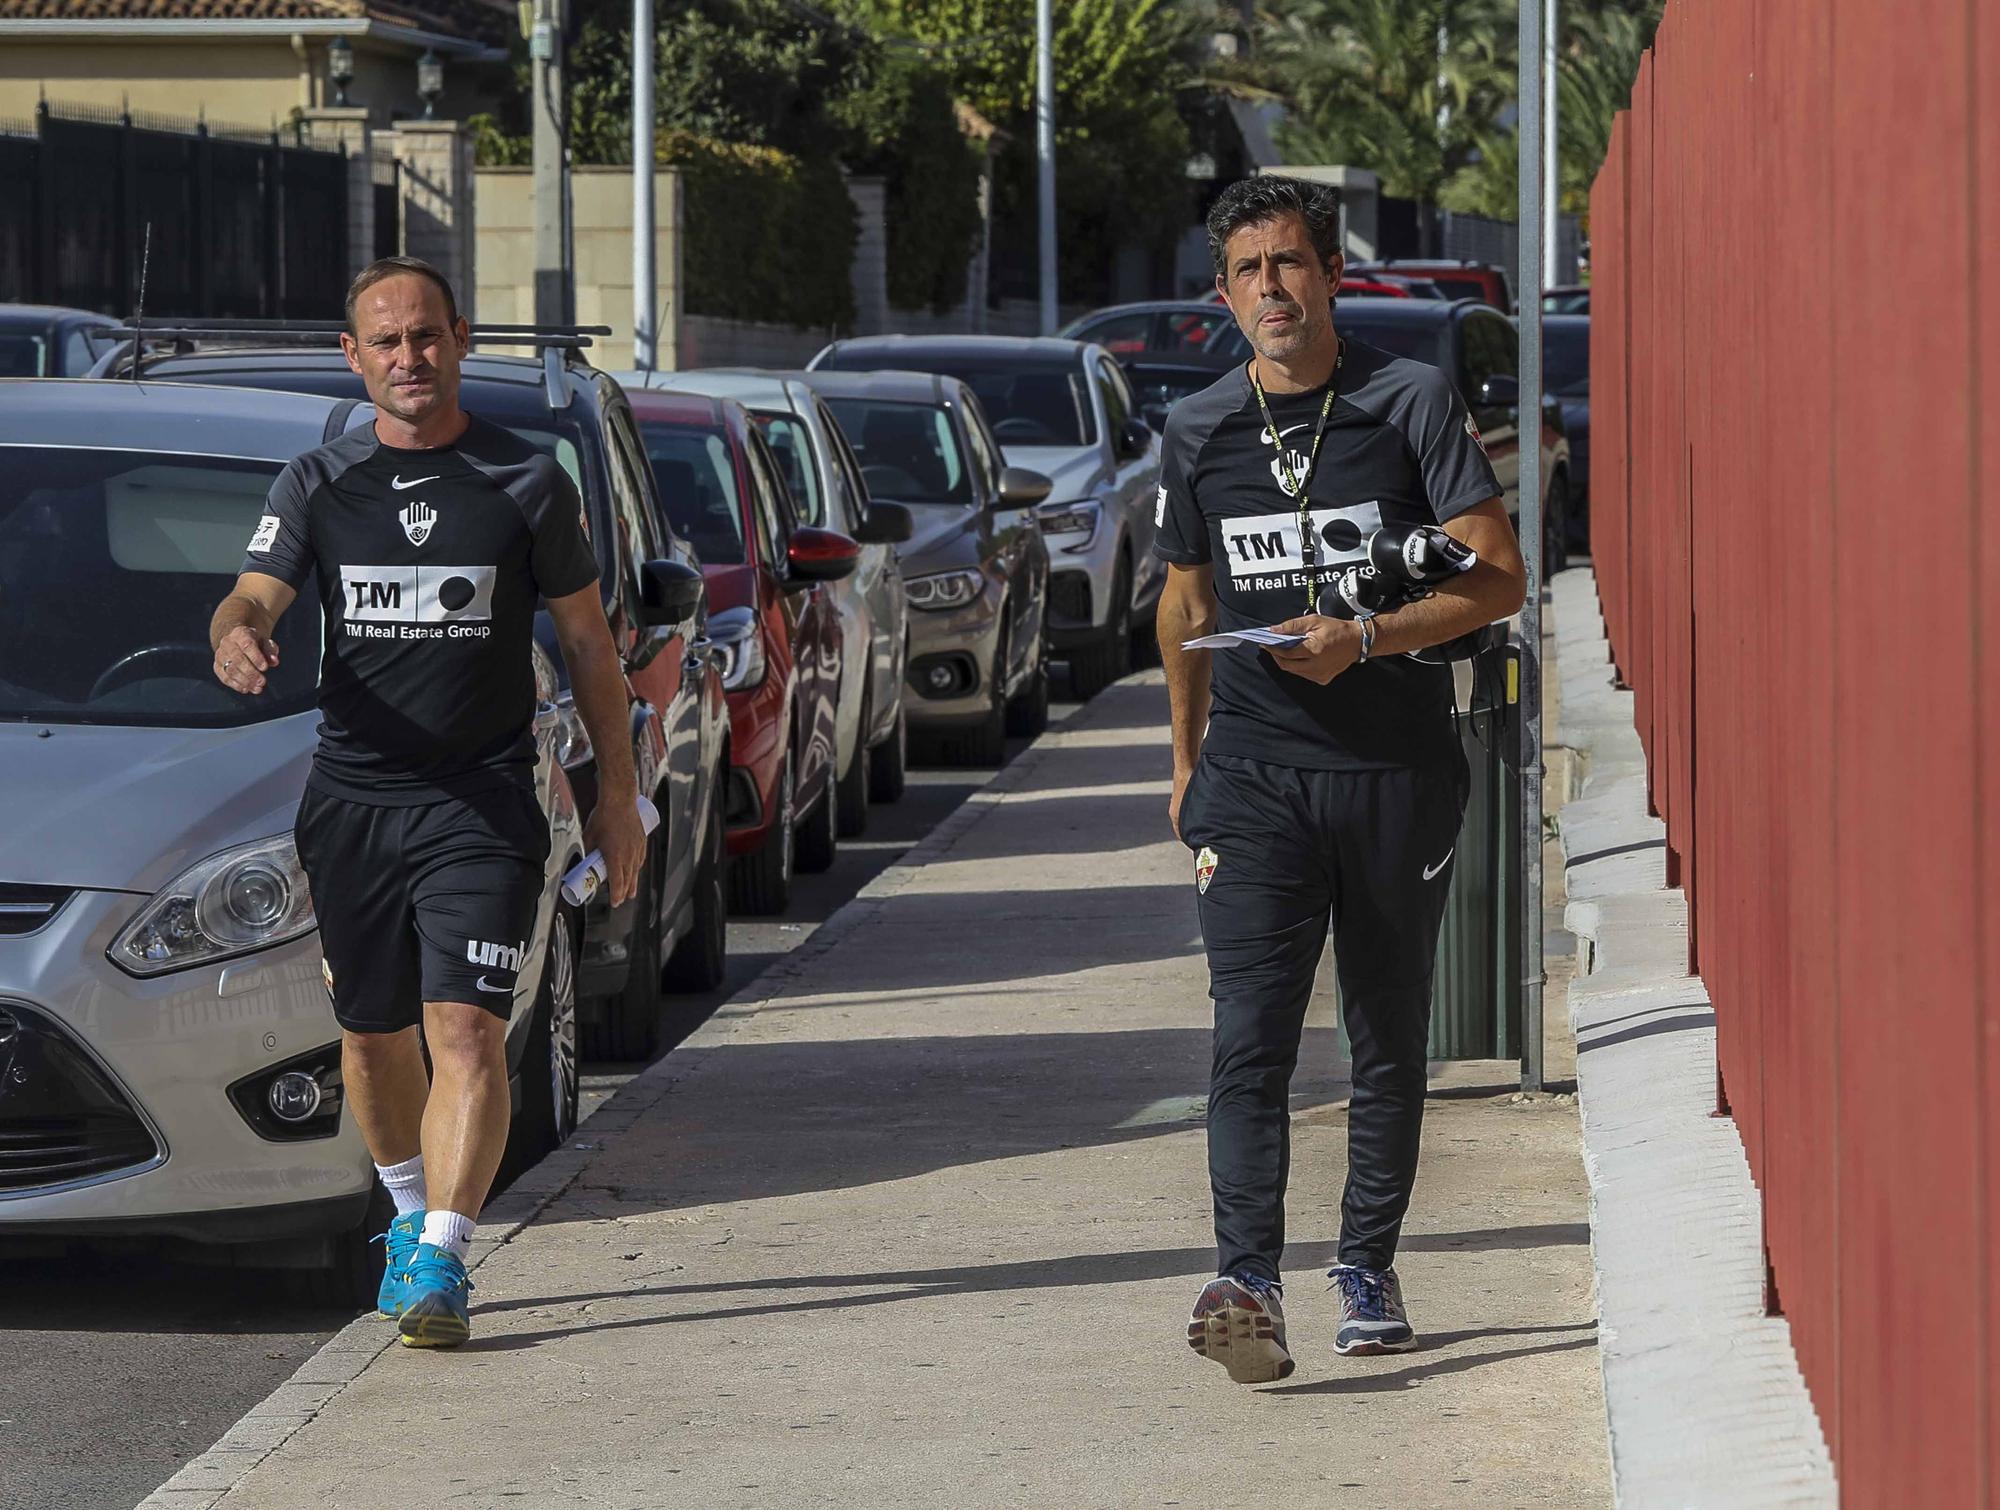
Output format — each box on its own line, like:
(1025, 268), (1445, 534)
(1169, 765), (1193, 842)
(214, 625), (281, 695)
(585, 787), (647, 909)
(1263, 615), (1361, 685)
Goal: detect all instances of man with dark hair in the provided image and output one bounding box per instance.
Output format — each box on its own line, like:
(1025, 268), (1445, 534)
(209, 257), (646, 1348)
(1157, 176), (1526, 1382)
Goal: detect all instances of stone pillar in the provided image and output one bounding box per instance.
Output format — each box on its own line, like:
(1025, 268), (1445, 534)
(381, 119), (477, 322)
(961, 146), (994, 334)
(301, 105), (374, 280)
(846, 173), (888, 336)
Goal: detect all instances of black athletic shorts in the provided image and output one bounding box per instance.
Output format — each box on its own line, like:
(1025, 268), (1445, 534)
(295, 785), (551, 1033)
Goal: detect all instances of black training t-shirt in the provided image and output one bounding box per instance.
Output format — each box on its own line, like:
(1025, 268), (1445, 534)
(1154, 340), (1502, 771)
(241, 414), (599, 804)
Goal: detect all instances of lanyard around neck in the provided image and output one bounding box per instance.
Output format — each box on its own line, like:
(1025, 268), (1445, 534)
(1250, 338), (1344, 610)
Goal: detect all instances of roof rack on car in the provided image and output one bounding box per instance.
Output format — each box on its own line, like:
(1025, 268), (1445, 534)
(98, 321), (613, 408)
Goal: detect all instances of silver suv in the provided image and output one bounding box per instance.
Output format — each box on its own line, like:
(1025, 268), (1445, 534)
(810, 335), (1162, 698)
(0, 379), (585, 1303)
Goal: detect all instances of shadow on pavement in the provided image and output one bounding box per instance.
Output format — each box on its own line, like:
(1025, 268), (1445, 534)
(466, 1244), (1595, 1354)
(1259, 1327), (1600, 1395)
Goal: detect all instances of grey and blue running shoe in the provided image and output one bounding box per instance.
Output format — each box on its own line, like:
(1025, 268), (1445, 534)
(1328, 1263), (1416, 1354)
(375, 1210), (423, 1319)
(397, 1243), (473, 1349)
(1187, 1272), (1294, 1383)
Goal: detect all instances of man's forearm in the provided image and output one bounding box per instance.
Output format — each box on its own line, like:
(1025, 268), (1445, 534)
(210, 593), (274, 652)
(1365, 568), (1524, 659)
(1157, 590), (1215, 776)
(568, 649), (638, 801)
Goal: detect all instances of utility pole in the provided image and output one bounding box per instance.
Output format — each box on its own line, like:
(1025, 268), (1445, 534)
(632, 0), (656, 369)
(1035, 0), (1056, 335)
(1542, 0), (1560, 288)
(531, 0), (570, 326)
(1517, 0), (1546, 1093)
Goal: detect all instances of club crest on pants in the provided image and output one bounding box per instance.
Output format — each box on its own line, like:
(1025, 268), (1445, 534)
(1195, 846), (1220, 894)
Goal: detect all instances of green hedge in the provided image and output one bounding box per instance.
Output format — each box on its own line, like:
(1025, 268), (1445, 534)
(661, 133), (856, 330)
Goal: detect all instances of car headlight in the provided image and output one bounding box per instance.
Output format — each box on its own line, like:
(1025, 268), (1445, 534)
(906, 569), (985, 612)
(553, 691), (593, 770)
(1035, 498), (1101, 549)
(705, 607), (767, 690)
(109, 833), (317, 977)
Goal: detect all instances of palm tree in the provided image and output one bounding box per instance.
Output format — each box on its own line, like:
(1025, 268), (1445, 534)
(1261, 0), (1515, 243)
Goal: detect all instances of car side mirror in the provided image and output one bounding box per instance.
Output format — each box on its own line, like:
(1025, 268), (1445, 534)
(997, 466), (1053, 509)
(1116, 418), (1152, 460)
(785, 526), (861, 586)
(639, 558), (704, 626)
(1479, 374), (1520, 408)
(850, 501), (913, 545)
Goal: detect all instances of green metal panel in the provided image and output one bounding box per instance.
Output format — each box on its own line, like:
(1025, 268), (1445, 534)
(1428, 693), (1522, 1060)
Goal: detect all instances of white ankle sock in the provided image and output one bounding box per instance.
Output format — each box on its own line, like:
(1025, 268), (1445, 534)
(375, 1154), (426, 1217)
(419, 1208), (477, 1261)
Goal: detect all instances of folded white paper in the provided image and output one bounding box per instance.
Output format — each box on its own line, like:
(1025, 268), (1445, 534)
(1181, 627), (1309, 651)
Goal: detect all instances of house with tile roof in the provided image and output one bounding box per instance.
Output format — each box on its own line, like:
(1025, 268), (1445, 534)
(0, 2), (513, 133)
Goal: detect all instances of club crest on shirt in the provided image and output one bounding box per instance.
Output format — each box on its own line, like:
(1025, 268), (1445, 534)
(1195, 846), (1220, 894)
(1464, 411), (1486, 454)
(399, 499), (436, 547)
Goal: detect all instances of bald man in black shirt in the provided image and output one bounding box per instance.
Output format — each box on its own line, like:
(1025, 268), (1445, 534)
(1160, 180), (1526, 1384)
(210, 257), (645, 1349)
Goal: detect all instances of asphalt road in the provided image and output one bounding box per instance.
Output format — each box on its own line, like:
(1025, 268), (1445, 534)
(0, 698), (1081, 1510)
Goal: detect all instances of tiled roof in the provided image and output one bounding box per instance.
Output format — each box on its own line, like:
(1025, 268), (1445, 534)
(0, 0), (515, 46)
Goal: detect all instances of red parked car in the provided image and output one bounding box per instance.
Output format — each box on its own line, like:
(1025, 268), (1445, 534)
(628, 390), (859, 915)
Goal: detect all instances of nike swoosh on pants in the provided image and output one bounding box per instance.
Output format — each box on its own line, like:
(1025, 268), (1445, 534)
(1422, 849), (1454, 881)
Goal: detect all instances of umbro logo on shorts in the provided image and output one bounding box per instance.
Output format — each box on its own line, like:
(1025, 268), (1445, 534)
(467, 937), (526, 973)
(339, 564), (495, 624)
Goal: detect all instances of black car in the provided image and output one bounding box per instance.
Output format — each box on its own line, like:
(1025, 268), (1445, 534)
(1541, 314), (1590, 538)
(106, 338), (733, 1061)
(1332, 298), (1575, 570)
(0, 304), (123, 376)
(1057, 301), (1248, 370)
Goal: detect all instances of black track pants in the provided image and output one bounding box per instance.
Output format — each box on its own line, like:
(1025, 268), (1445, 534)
(1179, 750), (1468, 1281)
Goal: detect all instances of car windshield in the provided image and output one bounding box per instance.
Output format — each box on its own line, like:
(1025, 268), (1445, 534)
(751, 411), (824, 526)
(822, 397), (972, 506)
(0, 333), (47, 377)
(1543, 324), (1590, 397)
(921, 365), (1096, 448)
(1334, 316), (1449, 370)
(0, 447), (321, 726)
(637, 421), (746, 564)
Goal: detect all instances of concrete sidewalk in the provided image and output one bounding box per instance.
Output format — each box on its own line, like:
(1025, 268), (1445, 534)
(150, 674), (1609, 1510)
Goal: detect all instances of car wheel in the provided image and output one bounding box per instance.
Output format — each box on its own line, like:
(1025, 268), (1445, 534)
(663, 789), (728, 991)
(795, 749), (839, 873)
(1544, 473), (1570, 576)
(729, 752), (794, 915)
(579, 846), (661, 1062)
(513, 904), (580, 1161)
(1005, 634), (1050, 738)
(1067, 556), (1132, 700)
(284, 1178), (394, 1310)
(868, 700), (908, 804)
(836, 687), (871, 838)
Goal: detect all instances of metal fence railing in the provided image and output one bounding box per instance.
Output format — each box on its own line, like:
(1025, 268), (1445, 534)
(0, 100), (349, 319)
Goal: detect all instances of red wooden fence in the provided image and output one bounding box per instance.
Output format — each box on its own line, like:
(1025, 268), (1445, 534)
(1589, 2), (1995, 1501)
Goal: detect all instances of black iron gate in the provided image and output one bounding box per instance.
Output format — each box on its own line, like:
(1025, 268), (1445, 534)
(0, 102), (349, 319)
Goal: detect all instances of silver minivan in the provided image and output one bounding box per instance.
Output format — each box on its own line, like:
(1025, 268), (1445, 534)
(0, 380), (586, 1303)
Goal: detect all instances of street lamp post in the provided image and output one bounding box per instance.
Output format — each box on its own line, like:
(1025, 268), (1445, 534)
(1034, 0), (1056, 335)
(1542, 0), (1559, 288)
(1518, 0), (1547, 1093)
(633, 0), (656, 370)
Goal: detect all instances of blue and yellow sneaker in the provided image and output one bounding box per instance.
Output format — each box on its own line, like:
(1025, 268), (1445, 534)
(375, 1210), (423, 1318)
(397, 1243), (473, 1348)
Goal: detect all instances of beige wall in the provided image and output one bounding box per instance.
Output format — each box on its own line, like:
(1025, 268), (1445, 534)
(0, 38), (500, 134)
(477, 165), (686, 371)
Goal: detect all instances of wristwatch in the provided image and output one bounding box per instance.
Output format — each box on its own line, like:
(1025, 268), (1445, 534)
(1357, 616), (1376, 664)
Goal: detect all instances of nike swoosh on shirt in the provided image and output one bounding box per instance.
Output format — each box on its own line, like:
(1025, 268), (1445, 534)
(475, 975), (513, 994)
(1422, 849), (1455, 882)
(392, 473), (441, 489)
